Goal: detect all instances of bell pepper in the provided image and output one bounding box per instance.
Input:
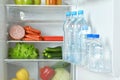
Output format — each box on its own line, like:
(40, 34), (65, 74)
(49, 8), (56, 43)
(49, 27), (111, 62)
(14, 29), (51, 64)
(40, 66), (55, 80)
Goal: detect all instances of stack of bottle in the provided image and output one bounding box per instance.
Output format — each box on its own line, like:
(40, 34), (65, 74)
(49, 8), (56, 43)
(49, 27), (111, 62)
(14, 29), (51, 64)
(63, 10), (112, 73)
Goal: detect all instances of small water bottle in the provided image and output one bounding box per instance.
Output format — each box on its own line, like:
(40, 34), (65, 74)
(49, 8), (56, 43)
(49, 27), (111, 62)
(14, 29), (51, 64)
(63, 11), (71, 61)
(86, 34), (104, 72)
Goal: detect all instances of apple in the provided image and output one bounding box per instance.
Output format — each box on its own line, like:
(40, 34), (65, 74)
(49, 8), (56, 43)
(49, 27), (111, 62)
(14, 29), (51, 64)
(33, 0), (41, 5)
(14, 0), (23, 5)
(22, 0), (33, 5)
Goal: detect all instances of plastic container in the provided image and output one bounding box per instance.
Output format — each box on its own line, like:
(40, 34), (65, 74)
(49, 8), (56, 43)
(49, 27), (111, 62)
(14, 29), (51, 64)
(86, 34), (104, 72)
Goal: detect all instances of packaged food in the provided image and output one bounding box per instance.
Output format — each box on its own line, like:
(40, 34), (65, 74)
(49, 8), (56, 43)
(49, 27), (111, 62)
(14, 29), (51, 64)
(46, 0), (57, 5)
(57, 0), (62, 5)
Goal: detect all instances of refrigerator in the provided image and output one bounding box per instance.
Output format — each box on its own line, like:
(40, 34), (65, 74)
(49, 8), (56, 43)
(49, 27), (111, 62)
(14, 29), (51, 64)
(0, 0), (120, 80)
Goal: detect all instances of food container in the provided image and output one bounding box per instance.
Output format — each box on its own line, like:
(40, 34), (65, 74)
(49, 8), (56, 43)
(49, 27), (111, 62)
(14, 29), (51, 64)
(45, 0), (62, 5)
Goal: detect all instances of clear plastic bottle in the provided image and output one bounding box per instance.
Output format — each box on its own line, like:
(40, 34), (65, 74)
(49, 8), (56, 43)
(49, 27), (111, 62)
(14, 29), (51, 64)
(86, 34), (104, 72)
(68, 11), (78, 62)
(63, 11), (71, 61)
(75, 10), (92, 65)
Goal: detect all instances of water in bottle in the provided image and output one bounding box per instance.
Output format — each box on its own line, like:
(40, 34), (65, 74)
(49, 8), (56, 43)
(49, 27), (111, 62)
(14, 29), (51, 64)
(75, 10), (92, 65)
(63, 11), (71, 61)
(86, 34), (104, 72)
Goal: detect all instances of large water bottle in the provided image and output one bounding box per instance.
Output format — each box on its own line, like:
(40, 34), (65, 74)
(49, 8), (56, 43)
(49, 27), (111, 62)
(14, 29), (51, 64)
(63, 12), (71, 61)
(86, 34), (104, 72)
(75, 10), (92, 65)
(68, 11), (78, 62)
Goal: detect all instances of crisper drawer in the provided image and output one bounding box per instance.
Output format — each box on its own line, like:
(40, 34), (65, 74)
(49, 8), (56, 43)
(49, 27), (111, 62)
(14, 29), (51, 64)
(6, 61), (74, 80)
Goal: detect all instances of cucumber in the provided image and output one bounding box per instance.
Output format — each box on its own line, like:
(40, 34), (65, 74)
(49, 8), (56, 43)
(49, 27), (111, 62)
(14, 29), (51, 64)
(45, 46), (62, 53)
(51, 61), (70, 69)
(43, 52), (62, 59)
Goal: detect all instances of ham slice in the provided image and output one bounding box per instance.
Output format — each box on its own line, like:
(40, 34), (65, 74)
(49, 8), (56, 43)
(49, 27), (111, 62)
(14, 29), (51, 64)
(9, 25), (25, 40)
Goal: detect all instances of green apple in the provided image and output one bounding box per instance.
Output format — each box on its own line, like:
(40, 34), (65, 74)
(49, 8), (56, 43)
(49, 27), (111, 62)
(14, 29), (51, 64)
(22, 0), (33, 5)
(14, 0), (23, 5)
(33, 0), (41, 5)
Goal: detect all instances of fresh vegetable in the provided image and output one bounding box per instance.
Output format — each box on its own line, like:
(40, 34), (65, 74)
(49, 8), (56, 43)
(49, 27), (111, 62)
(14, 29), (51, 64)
(34, 0), (41, 5)
(40, 66), (55, 80)
(8, 43), (39, 59)
(44, 46), (62, 53)
(14, 0), (33, 5)
(11, 78), (18, 80)
(44, 52), (62, 59)
(51, 68), (70, 80)
(11, 68), (29, 80)
(42, 36), (63, 41)
(51, 61), (70, 69)
(14, 0), (23, 5)
(43, 46), (62, 59)
(16, 68), (29, 80)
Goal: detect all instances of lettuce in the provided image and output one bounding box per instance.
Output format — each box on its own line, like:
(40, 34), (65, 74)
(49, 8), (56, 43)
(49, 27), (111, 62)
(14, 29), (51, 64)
(8, 43), (39, 59)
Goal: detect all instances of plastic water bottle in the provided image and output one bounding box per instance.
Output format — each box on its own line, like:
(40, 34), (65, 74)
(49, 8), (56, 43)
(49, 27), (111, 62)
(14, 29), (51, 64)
(86, 34), (104, 72)
(68, 11), (78, 62)
(63, 12), (71, 61)
(75, 10), (92, 65)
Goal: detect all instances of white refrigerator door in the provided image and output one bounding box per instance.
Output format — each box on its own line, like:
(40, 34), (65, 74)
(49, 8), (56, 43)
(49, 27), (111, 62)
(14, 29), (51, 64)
(74, 0), (120, 80)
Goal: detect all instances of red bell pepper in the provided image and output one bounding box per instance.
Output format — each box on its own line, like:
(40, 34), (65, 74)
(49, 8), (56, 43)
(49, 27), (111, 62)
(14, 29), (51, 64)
(40, 66), (55, 80)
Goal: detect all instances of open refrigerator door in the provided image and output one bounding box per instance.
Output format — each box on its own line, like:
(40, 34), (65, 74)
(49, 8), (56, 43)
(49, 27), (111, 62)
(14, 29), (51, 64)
(0, 0), (120, 80)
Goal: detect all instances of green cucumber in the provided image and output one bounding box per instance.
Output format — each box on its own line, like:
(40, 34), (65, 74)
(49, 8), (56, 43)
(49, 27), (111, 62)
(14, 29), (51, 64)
(43, 52), (62, 59)
(45, 46), (62, 53)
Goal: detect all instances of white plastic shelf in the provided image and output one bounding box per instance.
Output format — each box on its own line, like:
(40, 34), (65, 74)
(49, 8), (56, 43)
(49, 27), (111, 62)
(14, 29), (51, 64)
(7, 41), (63, 43)
(4, 59), (63, 62)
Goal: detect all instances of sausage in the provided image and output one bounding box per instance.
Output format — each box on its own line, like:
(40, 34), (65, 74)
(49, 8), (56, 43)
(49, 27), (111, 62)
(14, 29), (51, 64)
(25, 34), (42, 41)
(9, 25), (25, 40)
(24, 26), (41, 34)
(26, 30), (41, 35)
(22, 37), (43, 41)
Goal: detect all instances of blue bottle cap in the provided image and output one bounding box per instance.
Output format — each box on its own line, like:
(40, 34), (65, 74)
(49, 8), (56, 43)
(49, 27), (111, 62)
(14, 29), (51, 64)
(87, 34), (100, 38)
(78, 10), (84, 15)
(93, 34), (99, 38)
(66, 12), (71, 16)
(86, 34), (93, 38)
(71, 11), (77, 15)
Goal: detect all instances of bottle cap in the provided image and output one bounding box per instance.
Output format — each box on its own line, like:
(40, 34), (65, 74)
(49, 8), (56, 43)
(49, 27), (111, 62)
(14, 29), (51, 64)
(71, 11), (77, 15)
(66, 12), (71, 16)
(78, 10), (84, 15)
(87, 34), (100, 38)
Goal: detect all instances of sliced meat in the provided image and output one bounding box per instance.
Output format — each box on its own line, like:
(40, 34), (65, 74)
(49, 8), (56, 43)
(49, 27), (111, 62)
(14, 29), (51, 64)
(9, 25), (25, 40)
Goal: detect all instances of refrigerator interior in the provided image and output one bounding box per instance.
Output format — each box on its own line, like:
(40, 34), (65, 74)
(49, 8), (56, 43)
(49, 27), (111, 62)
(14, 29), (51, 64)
(0, 0), (120, 80)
